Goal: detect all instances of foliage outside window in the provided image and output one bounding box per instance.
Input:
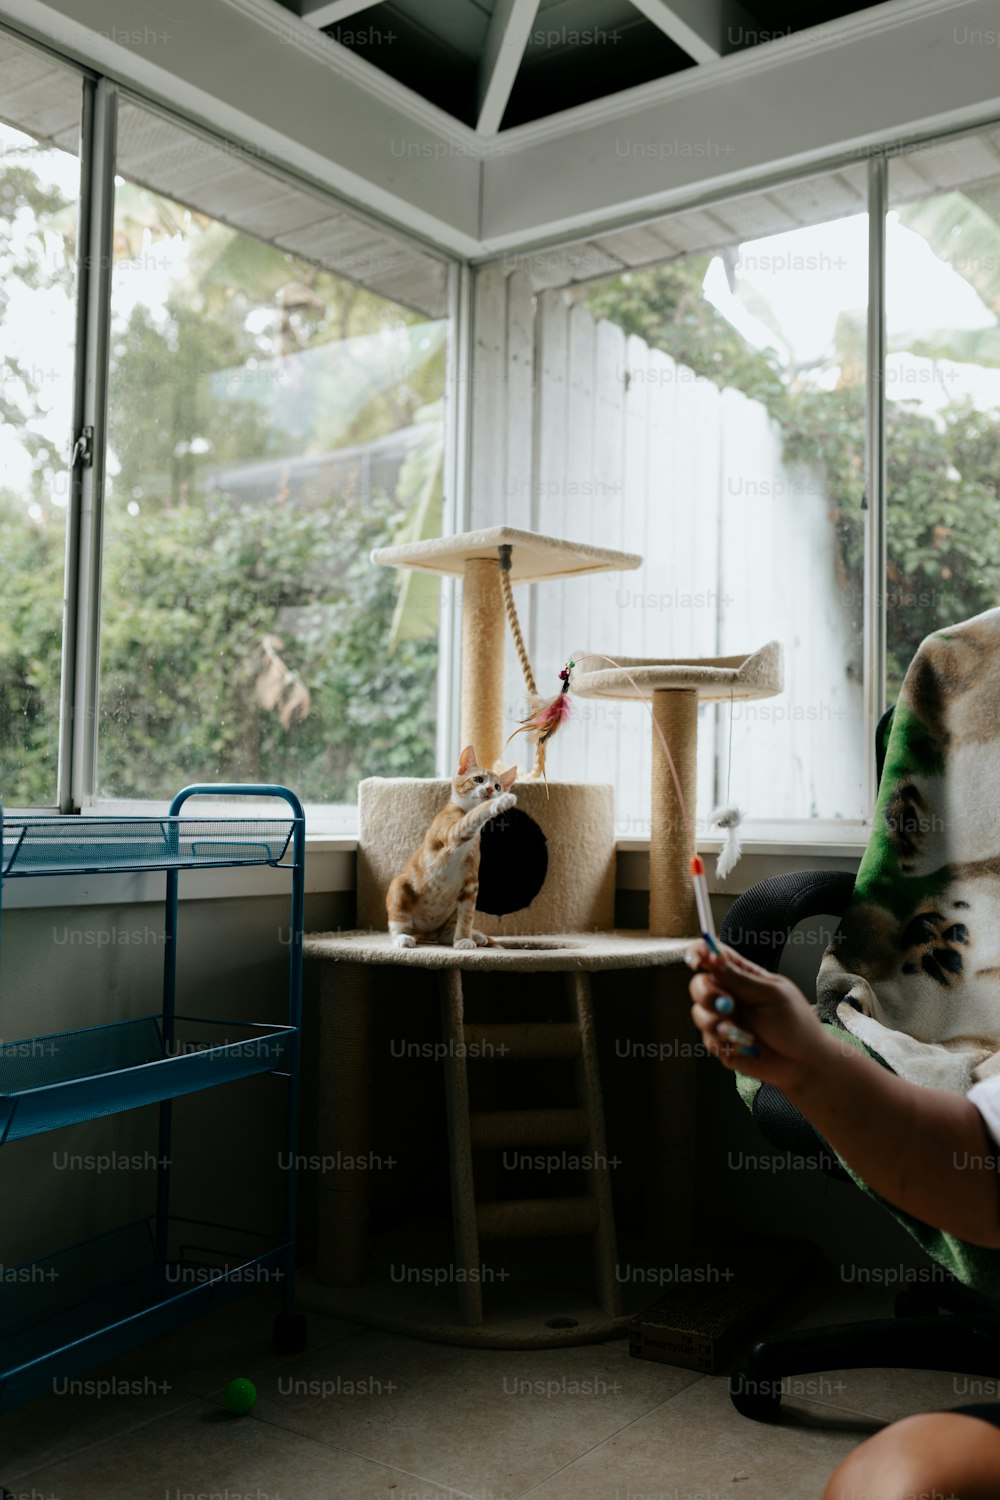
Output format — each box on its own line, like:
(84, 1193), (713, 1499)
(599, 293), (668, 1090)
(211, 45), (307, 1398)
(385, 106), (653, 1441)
(0, 111), (446, 813)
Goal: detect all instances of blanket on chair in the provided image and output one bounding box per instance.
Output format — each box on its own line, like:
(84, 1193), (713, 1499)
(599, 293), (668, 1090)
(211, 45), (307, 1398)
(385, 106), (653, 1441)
(736, 610), (1000, 1296)
(817, 607), (1000, 1094)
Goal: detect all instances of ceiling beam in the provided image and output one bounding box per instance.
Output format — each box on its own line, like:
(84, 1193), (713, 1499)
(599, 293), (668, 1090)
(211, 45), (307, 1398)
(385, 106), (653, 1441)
(476, 0), (541, 137)
(627, 0), (752, 63)
(299, 0), (380, 28)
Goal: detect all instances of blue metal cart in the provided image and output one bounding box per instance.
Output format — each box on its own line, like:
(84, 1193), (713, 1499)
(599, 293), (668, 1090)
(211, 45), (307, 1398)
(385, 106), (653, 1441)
(0, 784), (306, 1416)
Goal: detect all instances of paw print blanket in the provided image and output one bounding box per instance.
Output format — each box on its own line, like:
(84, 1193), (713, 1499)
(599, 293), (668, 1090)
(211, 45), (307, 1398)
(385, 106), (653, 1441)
(816, 607), (1000, 1094)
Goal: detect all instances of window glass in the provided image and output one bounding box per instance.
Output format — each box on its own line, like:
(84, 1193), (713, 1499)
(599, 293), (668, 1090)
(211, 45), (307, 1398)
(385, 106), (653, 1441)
(0, 45), (81, 808)
(885, 130), (1000, 699)
(99, 114), (447, 813)
(566, 167), (869, 829)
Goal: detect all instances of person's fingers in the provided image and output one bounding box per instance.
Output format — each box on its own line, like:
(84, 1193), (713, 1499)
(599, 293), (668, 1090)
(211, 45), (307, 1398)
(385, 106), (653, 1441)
(684, 939), (712, 972)
(688, 972), (729, 1007)
(691, 1001), (726, 1056)
(698, 950), (786, 1010)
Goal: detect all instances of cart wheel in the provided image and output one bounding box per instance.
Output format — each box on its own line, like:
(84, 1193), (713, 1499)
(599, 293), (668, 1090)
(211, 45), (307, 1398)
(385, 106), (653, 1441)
(729, 1367), (782, 1422)
(272, 1312), (307, 1355)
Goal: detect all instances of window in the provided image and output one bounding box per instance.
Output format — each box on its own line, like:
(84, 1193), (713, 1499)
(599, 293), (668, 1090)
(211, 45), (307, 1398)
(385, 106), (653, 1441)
(100, 101), (448, 813)
(885, 131), (1000, 699)
(0, 34), (453, 825)
(539, 166), (870, 832)
(0, 40), (82, 808)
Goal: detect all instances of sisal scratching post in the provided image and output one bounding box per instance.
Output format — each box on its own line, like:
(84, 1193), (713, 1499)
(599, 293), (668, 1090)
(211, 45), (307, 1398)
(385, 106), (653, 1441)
(573, 644), (783, 940)
(460, 557), (506, 770)
(650, 689), (698, 937)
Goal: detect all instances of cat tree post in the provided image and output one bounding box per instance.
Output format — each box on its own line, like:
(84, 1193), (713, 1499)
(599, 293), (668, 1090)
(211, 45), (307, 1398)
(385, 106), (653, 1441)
(572, 645), (785, 938)
(650, 689), (698, 938)
(460, 557), (506, 769)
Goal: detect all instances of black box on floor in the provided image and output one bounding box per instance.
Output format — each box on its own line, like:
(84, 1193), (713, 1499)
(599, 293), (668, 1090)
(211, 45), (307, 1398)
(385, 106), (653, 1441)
(628, 1236), (814, 1374)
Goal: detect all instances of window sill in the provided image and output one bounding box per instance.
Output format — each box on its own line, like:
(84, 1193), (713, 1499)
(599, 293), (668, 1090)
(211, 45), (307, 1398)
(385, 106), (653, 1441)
(1, 828), (864, 911)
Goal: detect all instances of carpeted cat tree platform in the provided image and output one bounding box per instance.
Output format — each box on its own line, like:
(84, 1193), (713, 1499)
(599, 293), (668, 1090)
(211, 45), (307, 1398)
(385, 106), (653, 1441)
(301, 526), (783, 1347)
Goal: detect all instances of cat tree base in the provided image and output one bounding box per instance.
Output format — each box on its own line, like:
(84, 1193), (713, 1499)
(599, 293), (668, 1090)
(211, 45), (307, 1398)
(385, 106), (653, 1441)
(303, 935), (693, 1343)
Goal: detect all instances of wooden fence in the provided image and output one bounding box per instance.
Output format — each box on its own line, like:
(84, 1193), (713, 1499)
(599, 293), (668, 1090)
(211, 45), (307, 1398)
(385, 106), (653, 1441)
(467, 268), (864, 835)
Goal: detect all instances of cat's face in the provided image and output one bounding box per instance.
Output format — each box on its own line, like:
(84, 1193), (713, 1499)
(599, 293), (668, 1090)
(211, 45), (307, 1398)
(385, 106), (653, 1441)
(452, 745), (517, 810)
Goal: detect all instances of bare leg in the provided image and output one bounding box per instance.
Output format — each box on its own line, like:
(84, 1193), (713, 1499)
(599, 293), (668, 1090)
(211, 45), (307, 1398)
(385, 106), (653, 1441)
(823, 1411), (1000, 1500)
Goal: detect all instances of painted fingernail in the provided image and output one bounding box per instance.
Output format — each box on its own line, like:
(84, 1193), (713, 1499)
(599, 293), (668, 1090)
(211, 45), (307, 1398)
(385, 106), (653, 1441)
(719, 1021), (755, 1047)
(739, 1044), (761, 1058)
(713, 995), (735, 1016)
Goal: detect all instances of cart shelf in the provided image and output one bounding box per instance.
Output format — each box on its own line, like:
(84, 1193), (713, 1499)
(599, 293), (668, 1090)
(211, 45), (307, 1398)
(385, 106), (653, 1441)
(2, 815), (294, 878)
(0, 783), (306, 1423)
(0, 1014), (294, 1144)
(0, 1216), (288, 1413)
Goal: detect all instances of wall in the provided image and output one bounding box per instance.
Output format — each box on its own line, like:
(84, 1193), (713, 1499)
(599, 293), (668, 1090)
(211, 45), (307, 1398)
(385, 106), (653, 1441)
(0, 888), (351, 1274)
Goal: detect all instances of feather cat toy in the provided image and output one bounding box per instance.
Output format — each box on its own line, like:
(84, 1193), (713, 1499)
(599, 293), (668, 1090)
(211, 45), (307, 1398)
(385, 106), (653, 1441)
(506, 660), (574, 782)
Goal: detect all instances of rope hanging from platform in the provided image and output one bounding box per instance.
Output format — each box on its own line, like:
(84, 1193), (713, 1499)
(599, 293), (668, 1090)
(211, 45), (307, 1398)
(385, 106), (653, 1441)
(497, 545), (547, 781)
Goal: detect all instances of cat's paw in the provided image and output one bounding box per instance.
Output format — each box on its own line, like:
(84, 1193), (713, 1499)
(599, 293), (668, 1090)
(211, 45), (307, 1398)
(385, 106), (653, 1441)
(492, 792), (517, 816)
(471, 930), (492, 947)
(392, 933), (416, 949)
(453, 937), (477, 950)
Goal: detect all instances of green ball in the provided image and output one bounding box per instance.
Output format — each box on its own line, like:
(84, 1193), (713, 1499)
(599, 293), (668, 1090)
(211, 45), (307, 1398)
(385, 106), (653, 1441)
(223, 1377), (257, 1415)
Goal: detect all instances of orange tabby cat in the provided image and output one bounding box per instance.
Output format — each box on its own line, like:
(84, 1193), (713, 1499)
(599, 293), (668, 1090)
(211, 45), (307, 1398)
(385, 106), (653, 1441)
(387, 745), (517, 949)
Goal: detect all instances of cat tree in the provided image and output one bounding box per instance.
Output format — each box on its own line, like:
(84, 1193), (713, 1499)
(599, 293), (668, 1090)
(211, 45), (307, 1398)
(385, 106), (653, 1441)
(301, 526), (782, 1346)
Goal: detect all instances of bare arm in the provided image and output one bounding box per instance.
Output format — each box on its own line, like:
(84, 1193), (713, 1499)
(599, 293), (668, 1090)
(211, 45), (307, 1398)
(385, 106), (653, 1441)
(688, 941), (1000, 1248)
(786, 1039), (1000, 1245)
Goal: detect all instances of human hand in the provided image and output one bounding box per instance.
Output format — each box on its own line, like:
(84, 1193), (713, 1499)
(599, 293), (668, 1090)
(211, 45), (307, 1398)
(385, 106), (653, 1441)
(687, 939), (834, 1095)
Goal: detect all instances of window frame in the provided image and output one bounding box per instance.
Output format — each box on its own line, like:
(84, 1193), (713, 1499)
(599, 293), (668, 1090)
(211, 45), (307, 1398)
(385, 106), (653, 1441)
(0, 25), (462, 819)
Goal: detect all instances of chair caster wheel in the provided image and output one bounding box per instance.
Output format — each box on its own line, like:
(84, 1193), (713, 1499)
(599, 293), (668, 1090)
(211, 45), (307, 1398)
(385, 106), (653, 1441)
(729, 1367), (782, 1422)
(272, 1311), (307, 1355)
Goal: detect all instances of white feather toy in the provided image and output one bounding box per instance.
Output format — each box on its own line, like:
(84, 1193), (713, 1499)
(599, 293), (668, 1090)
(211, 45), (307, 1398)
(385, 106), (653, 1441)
(710, 804), (743, 880)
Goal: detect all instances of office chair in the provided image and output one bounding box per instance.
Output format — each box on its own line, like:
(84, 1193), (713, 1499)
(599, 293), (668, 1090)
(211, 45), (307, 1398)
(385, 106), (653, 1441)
(722, 707), (1000, 1421)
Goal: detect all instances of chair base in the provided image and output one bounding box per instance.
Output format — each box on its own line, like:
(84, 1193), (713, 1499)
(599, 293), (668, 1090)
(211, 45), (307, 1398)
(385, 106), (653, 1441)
(730, 1295), (1000, 1422)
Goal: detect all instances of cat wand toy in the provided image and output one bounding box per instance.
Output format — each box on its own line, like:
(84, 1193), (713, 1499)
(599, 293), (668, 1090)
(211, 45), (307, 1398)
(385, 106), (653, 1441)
(513, 654), (759, 1057)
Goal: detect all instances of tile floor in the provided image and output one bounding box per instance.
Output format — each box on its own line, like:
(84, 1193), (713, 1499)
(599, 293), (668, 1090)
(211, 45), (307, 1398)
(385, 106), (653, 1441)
(0, 1284), (971, 1500)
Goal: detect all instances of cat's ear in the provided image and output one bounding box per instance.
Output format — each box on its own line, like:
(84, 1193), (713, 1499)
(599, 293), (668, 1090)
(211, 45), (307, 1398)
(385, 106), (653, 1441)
(457, 745), (477, 775)
(498, 765), (517, 792)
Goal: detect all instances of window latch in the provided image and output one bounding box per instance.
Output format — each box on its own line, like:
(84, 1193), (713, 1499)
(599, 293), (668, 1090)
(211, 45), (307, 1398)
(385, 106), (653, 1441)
(70, 425), (94, 469)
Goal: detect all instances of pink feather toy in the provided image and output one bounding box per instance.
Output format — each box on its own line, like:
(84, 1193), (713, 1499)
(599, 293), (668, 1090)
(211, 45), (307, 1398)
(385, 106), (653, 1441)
(505, 660), (574, 783)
